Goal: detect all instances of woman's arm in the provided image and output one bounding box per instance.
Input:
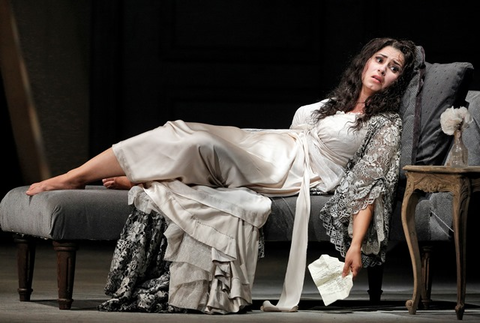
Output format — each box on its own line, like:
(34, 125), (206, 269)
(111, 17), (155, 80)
(319, 113), (402, 270)
(289, 100), (327, 129)
(343, 203), (374, 279)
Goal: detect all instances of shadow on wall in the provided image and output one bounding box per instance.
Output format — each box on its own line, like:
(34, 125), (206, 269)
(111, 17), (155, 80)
(0, 76), (23, 197)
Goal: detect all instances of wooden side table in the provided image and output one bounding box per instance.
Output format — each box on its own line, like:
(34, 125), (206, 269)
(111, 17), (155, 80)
(401, 165), (480, 320)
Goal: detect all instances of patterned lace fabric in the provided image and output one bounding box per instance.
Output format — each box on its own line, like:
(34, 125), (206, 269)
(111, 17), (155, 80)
(97, 204), (188, 313)
(319, 112), (402, 267)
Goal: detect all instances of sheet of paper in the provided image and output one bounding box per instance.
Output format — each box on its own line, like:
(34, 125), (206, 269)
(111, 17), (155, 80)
(308, 254), (353, 306)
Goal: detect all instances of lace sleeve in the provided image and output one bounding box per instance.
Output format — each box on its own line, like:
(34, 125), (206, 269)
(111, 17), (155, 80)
(319, 113), (402, 267)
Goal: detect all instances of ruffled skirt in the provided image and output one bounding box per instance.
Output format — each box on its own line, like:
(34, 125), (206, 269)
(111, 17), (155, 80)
(98, 186), (263, 314)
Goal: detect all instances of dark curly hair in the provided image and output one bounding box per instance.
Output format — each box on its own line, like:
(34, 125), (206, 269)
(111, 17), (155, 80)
(315, 37), (417, 129)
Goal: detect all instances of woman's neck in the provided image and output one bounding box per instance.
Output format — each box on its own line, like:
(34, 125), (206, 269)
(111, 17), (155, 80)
(350, 101), (365, 114)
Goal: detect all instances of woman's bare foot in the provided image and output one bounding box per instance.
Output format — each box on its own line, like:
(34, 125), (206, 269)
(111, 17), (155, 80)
(102, 176), (134, 190)
(26, 173), (85, 196)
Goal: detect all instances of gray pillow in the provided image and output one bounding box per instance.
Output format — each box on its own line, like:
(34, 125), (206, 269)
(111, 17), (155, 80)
(464, 90), (480, 166)
(414, 61), (474, 166)
(399, 46), (426, 181)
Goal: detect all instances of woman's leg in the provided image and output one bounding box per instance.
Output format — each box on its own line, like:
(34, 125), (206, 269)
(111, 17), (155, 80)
(26, 148), (125, 195)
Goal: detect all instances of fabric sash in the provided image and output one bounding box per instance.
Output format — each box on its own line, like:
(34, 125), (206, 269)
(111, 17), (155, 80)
(262, 132), (311, 312)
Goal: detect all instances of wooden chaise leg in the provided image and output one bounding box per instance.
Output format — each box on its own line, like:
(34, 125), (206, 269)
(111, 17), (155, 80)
(13, 234), (36, 302)
(367, 264), (384, 303)
(52, 241), (78, 310)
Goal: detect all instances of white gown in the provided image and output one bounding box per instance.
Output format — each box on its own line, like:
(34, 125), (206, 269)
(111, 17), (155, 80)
(109, 100), (366, 313)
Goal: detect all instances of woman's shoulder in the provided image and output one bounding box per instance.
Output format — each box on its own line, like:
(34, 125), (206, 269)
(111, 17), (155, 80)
(291, 99), (330, 128)
(372, 111), (401, 124)
(294, 99), (329, 117)
(368, 112), (402, 135)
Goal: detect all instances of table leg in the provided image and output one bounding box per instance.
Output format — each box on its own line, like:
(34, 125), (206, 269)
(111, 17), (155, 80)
(451, 179), (470, 320)
(401, 187), (424, 315)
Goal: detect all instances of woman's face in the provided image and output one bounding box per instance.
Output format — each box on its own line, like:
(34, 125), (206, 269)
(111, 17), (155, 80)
(361, 46), (405, 96)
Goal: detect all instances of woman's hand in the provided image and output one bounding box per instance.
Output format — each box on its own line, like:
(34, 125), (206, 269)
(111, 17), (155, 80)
(343, 203), (374, 279)
(102, 176), (134, 190)
(343, 244), (362, 279)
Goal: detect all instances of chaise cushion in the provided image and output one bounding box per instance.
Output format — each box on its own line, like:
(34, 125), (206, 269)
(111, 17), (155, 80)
(0, 186), (130, 240)
(0, 184), (331, 243)
(0, 184), (332, 243)
(264, 194), (331, 242)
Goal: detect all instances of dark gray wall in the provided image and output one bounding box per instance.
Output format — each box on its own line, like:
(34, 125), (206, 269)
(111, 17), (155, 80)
(9, 0), (91, 177)
(90, 0), (480, 155)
